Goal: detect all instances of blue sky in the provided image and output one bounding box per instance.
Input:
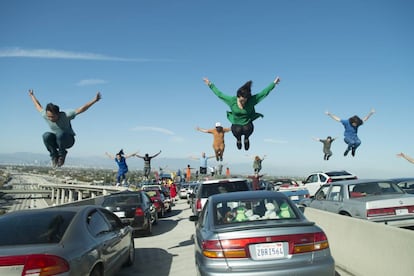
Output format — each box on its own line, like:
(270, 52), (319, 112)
(1, 0), (413, 178)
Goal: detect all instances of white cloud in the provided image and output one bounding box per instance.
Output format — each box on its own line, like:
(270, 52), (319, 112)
(131, 126), (175, 135)
(263, 138), (288, 144)
(76, 79), (108, 86)
(0, 47), (169, 62)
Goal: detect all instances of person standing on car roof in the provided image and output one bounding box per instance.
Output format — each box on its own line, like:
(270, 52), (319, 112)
(397, 152), (414, 164)
(135, 150), (162, 179)
(29, 89), (101, 168)
(105, 149), (136, 186)
(203, 76), (281, 151)
(326, 109), (375, 157)
(190, 152), (215, 175)
(196, 122), (231, 161)
(313, 136), (337, 160)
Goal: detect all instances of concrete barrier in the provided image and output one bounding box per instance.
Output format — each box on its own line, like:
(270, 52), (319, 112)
(304, 207), (414, 276)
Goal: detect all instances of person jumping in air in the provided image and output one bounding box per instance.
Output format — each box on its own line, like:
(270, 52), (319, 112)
(105, 150), (136, 186)
(29, 89), (101, 167)
(250, 155), (266, 174)
(397, 153), (414, 164)
(326, 109), (375, 157)
(313, 136), (337, 160)
(135, 150), (162, 179)
(203, 76), (281, 150)
(196, 122), (231, 161)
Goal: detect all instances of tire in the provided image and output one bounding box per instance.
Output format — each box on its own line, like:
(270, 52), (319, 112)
(144, 217), (152, 236)
(89, 265), (103, 276)
(152, 211), (159, 225)
(158, 207), (165, 218)
(124, 238), (135, 267)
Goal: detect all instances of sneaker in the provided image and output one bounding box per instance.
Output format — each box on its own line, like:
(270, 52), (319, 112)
(236, 139), (242, 150)
(57, 155), (66, 167)
(351, 148), (356, 157)
(244, 138), (250, 151)
(51, 157), (58, 168)
(344, 149), (349, 156)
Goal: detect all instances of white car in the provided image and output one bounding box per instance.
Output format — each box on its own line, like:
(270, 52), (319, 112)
(302, 170), (357, 196)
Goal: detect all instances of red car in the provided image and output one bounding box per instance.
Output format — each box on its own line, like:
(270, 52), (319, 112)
(145, 189), (167, 218)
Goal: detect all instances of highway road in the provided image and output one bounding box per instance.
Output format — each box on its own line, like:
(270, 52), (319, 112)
(2, 173), (350, 276)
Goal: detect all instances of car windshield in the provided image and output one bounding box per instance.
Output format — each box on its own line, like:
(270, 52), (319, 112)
(349, 181), (405, 198)
(103, 194), (141, 206)
(0, 211), (75, 245)
(214, 197), (297, 225)
(201, 181), (249, 198)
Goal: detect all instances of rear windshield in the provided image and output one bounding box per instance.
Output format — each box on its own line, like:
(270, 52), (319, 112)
(102, 194), (141, 206)
(201, 181), (249, 198)
(349, 181), (405, 198)
(214, 197), (298, 225)
(0, 211), (75, 245)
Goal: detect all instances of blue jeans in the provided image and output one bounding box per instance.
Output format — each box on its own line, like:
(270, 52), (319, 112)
(344, 136), (361, 150)
(43, 132), (75, 158)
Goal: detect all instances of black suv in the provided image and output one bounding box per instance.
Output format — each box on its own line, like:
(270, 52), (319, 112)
(191, 178), (250, 216)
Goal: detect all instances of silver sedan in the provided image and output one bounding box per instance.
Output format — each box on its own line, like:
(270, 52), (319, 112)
(190, 190), (335, 276)
(308, 179), (414, 227)
(0, 205), (135, 276)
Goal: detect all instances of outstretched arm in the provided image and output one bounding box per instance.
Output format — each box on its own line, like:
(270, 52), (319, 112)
(325, 111), (341, 122)
(125, 151), (138, 158)
(76, 92), (101, 115)
(397, 153), (414, 164)
(363, 108), (375, 122)
(28, 90), (43, 112)
(105, 152), (114, 159)
(151, 150), (162, 158)
(196, 126), (209, 133)
(312, 137), (321, 142)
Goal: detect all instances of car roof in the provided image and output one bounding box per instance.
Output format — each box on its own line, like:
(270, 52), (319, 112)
(201, 178), (247, 185)
(321, 178), (390, 186)
(209, 190), (288, 202)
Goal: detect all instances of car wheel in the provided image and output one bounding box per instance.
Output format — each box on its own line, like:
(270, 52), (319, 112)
(124, 238), (135, 267)
(159, 207), (165, 218)
(144, 217), (152, 236)
(89, 265), (103, 276)
(152, 211), (159, 225)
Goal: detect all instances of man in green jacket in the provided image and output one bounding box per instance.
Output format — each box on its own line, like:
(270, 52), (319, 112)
(203, 76), (280, 150)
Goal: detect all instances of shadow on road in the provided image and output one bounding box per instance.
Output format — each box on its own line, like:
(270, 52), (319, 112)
(118, 248), (174, 276)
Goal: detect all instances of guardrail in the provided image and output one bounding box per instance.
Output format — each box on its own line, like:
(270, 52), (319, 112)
(303, 207), (414, 276)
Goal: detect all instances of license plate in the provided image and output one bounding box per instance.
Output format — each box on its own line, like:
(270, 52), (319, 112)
(290, 195), (299, 201)
(250, 242), (286, 260)
(396, 208), (408, 215)
(114, 211), (125, 218)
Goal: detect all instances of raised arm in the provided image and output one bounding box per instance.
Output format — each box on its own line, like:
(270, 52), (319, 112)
(28, 90), (43, 112)
(151, 150), (162, 158)
(125, 151), (138, 158)
(76, 92), (101, 115)
(362, 108), (375, 122)
(325, 111), (341, 122)
(196, 126), (209, 133)
(105, 152), (114, 159)
(397, 153), (414, 164)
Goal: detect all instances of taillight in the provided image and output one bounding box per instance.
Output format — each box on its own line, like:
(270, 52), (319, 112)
(135, 207), (144, 216)
(196, 199), (202, 212)
(201, 232), (329, 259)
(367, 207), (395, 217)
(326, 178), (332, 183)
(367, 205), (414, 217)
(0, 254), (70, 276)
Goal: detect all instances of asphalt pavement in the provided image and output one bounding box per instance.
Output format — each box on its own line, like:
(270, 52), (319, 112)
(118, 199), (197, 276)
